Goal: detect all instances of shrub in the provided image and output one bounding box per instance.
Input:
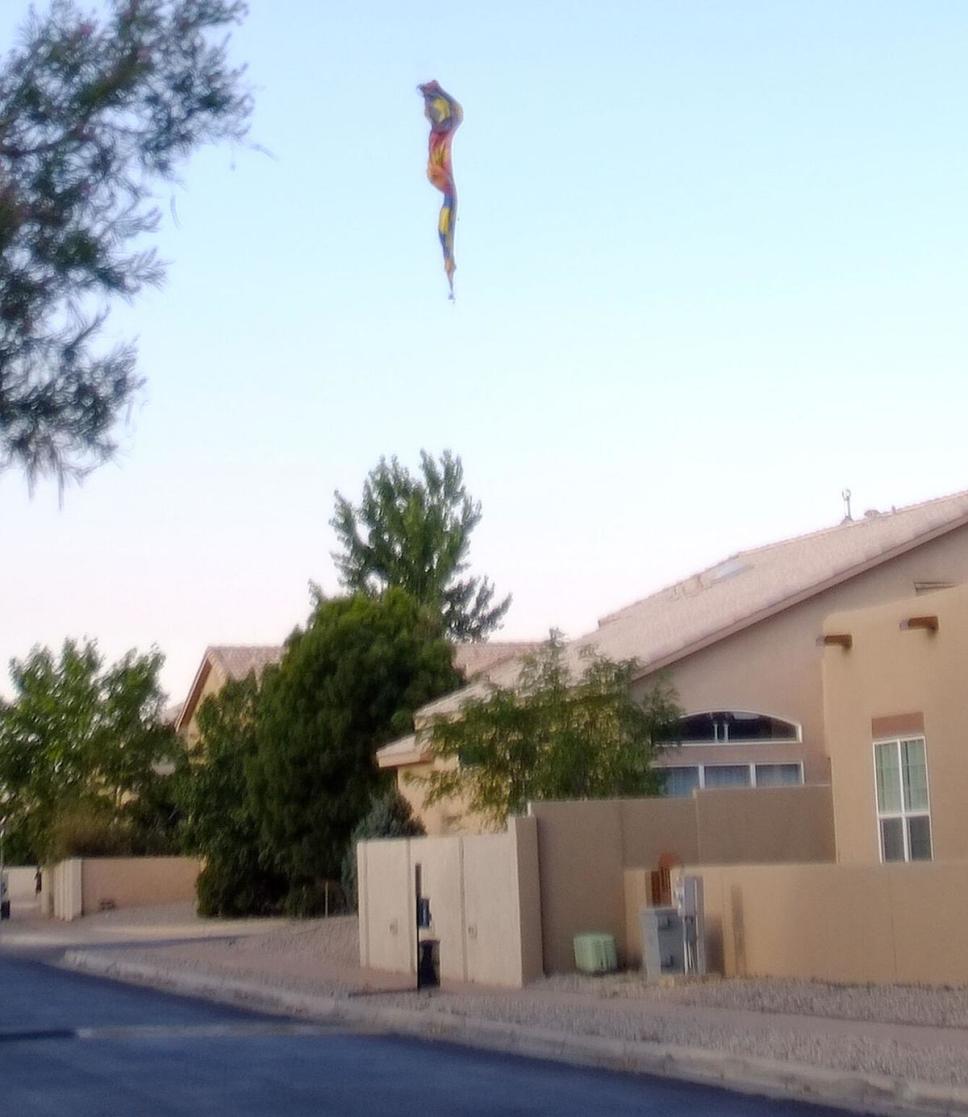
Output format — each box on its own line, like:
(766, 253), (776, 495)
(340, 789), (426, 909)
(46, 807), (136, 861)
(195, 857), (286, 919)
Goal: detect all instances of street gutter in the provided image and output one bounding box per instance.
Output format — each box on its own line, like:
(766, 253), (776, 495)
(60, 949), (967, 1117)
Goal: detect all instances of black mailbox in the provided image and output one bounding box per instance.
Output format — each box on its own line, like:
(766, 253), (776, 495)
(416, 896), (432, 929)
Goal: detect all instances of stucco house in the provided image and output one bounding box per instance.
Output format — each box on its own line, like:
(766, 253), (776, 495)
(175, 641), (540, 745)
(378, 489), (968, 835)
(176, 645), (284, 745)
(358, 489), (968, 989)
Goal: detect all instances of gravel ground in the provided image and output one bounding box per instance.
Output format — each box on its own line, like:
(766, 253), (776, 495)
(106, 914), (389, 996)
(72, 913), (968, 1088)
(542, 970), (968, 1029)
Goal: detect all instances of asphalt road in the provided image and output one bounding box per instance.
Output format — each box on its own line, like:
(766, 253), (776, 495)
(0, 954), (851, 1116)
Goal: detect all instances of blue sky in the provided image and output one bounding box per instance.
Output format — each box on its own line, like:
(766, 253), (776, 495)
(2, 1), (968, 701)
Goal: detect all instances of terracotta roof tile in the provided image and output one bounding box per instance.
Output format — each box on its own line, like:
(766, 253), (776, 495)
(207, 645), (283, 682)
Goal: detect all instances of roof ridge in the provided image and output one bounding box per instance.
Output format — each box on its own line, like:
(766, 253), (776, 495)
(597, 485), (968, 627)
(735, 485), (968, 559)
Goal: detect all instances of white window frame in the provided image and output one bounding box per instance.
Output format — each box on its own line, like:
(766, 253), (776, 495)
(660, 761), (804, 795)
(676, 710), (802, 748)
(872, 736), (932, 863)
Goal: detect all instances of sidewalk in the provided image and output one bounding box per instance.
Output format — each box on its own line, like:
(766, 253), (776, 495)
(16, 904), (968, 1116)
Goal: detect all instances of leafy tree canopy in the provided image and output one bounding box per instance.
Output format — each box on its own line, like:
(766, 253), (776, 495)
(177, 674), (285, 917)
(331, 450), (511, 641)
(248, 588), (460, 890)
(0, 638), (182, 860)
(421, 633), (681, 828)
(0, 0), (250, 484)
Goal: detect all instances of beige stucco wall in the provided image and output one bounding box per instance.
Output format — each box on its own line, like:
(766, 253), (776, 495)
(357, 817), (542, 987)
(823, 583), (968, 866)
(643, 520), (968, 788)
(685, 861), (968, 985)
(531, 786), (834, 973)
(695, 785), (835, 865)
(396, 760), (489, 837)
(530, 800), (630, 973)
(4, 866), (39, 903)
(80, 857), (202, 915)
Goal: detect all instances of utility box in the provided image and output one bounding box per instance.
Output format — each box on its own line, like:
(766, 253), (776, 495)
(640, 905), (685, 981)
(573, 933), (618, 974)
(674, 875), (706, 977)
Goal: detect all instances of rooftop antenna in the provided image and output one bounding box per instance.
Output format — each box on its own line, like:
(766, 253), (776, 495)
(841, 488), (853, 523)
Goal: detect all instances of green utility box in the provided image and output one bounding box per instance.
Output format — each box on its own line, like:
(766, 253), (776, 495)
(573, 933), (618, 974)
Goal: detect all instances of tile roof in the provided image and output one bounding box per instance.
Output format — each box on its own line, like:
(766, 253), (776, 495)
(175, 640), (541, 735)
(453, 641), (543, 679)
(411, 488), (968, 725)
(175, 645), (283, 732)
(207, 645), (283, 682)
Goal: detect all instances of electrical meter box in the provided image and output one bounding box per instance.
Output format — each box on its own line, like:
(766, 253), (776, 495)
(639, 905), (685, 981)
(673, 875), (706, 977)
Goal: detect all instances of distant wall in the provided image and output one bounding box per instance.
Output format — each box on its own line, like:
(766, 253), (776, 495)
(4, 866), (39, 903)
(531, 786), (834, 973)
(80, 857), (201, 915)
(357, 817), (542, 988)
(683, 860), (968, 986)
(46, 857), (201, 921)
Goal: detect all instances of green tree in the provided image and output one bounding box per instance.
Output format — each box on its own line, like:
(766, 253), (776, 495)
(0, 0), (250, 483)
(422, 634), (681, 828)
(331, 450), (511, 640)
(248, 588), (459, 900)
(0, 638), (182, 859)
(340, 788), (425, 909)
(177, 675), (285, 917)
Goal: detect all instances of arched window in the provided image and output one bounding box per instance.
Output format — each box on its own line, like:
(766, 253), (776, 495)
(665, 711), (799, 745)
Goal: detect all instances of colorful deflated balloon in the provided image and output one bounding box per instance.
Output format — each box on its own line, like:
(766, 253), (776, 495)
(418, 81), (463, 299)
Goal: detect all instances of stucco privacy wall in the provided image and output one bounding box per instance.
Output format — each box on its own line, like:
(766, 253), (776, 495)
(683, 861), (968, 985)
(47, 857), (201, 920)
(357, 816), (542, 987)
(4, 866), (39, 902)
(81, 857), (202, 915)
(532, 786), (834, 973)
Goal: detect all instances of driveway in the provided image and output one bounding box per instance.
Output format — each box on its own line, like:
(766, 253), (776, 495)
(0, 953), (851, 1116)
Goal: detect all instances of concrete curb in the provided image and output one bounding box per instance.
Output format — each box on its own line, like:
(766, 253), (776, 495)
(61, 950), (968, 1117)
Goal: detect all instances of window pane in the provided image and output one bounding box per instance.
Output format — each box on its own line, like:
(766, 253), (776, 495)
(901, 739), (928, 812)
(703, 765), (751, 788)
(667, 711), (798, 744)
(662, 767), (701, 798)
(755, 763), (802, 787)
(675, 714), (718, 743)
(881, 817), (905, 861)
(726, 713), (798, 742)
(875, 743), (902, 813)
(908, 816), (932, 861)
